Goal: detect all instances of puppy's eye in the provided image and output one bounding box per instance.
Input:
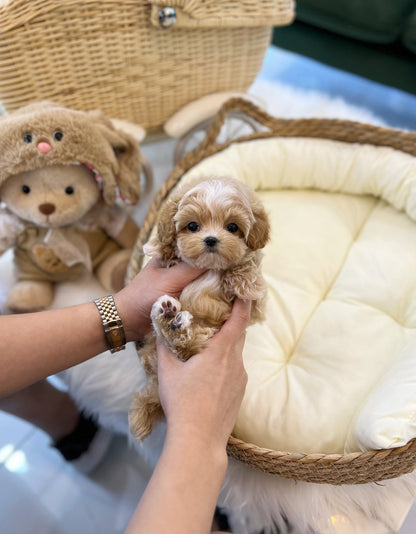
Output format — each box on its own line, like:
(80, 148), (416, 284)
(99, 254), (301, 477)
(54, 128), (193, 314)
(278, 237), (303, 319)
(23, 133), (33, 143)
(22, 185), (31, 194)
(53, 130), (64, 141)
(65, 186), (74, 195)
(226, 223), (239, 233)
(187, 222), (200, 232)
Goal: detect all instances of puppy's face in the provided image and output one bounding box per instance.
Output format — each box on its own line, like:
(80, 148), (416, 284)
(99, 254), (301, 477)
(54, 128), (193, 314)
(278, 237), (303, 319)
(174, 180), (255, 269)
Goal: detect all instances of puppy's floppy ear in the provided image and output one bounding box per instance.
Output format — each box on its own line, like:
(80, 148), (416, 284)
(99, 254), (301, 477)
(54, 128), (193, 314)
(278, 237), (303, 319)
(146, 179), (206, 266)
(246, 196), (271, 250)
(144, 196), (181, 267)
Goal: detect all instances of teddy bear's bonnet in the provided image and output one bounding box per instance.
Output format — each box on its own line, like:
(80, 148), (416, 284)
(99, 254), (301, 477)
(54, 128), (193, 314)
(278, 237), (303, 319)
(0, 101), (142, 204)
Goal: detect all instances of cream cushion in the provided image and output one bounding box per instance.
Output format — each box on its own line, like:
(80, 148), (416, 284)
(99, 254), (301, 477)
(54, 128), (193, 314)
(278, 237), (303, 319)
(176, 137), (416, 455)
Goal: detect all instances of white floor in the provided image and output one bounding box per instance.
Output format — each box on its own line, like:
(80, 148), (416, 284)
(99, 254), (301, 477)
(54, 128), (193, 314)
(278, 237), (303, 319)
(2, 44), (416, 533)
(0, 409), (151, 534)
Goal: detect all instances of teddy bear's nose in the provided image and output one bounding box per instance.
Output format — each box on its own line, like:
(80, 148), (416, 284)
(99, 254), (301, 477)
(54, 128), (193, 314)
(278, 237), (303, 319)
(37, 142), (52, 154)
(39, 203), (56, 215)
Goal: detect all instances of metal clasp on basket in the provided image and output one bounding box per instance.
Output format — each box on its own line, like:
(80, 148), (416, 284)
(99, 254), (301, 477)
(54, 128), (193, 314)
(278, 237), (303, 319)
(158, 7), (177, 28)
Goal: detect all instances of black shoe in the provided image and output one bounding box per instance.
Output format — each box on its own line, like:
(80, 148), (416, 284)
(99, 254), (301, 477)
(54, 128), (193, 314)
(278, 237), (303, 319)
(53, 411), (113, 473)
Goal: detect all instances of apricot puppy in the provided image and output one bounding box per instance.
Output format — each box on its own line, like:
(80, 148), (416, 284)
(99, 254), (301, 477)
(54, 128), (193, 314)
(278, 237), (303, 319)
(129, 176), (270, 440)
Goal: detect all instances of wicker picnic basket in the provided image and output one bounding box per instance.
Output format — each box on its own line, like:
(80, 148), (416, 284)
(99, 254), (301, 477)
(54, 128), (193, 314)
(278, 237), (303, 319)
(127, 97), (416, 485)
(0, 0), (294, 133)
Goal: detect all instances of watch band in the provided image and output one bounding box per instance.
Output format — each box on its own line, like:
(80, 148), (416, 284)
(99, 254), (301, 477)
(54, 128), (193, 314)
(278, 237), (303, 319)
(94, 295), (126, 353)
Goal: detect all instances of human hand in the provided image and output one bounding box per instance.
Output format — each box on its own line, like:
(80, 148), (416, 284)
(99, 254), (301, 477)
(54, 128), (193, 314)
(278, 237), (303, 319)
(114, 258), (205, 341)
(157, 299), (250, 454)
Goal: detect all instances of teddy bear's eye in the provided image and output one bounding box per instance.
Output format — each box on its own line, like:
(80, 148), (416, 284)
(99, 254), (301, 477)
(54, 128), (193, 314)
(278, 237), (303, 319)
(53, 130), (64, 141)
(23, 133), (33, 143)
(226, 223), (239, 233)
(65, 186), (74, 195)
(187, 222), (200, 232)
(22, 185), (31, 194)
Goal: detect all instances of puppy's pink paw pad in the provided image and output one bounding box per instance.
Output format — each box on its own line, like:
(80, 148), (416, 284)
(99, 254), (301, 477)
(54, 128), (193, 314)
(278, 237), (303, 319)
(152, 296), (181, 321)
(160, 300), (177, 318)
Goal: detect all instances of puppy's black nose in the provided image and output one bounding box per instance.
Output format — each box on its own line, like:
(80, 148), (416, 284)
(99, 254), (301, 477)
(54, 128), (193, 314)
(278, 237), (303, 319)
(204, 236), (218, 248)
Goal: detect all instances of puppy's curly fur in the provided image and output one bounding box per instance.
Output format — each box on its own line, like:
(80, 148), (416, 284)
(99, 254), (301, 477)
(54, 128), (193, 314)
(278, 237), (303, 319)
(129, 176), (271, 441)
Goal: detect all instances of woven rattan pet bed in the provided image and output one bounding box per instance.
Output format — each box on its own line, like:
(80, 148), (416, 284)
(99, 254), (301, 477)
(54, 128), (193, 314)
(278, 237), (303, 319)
(0, 0), (293, 133)
(127, 98), (416, 486)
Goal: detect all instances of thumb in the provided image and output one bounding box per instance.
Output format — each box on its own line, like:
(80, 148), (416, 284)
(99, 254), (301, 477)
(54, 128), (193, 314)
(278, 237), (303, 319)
(211, 299), (251, 347)
(160, 261), (206, 294)
(156, 336), (182, 373)
(225, 298), (251, 332)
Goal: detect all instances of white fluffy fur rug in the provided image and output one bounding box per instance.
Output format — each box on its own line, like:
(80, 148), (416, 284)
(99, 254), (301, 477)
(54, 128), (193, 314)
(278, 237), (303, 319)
(249, 79), (386, 127)
(1, 79), (415, 534)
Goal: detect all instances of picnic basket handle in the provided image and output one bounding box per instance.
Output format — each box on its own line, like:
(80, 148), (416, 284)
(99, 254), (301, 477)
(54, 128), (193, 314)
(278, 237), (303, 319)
(195, 96), (416, 158)
(193, 97), (276, 152)
(149, 0), (295, 29)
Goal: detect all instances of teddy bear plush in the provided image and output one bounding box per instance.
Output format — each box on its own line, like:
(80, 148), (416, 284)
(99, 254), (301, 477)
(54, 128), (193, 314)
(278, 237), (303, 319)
(0, 101), (144, 313)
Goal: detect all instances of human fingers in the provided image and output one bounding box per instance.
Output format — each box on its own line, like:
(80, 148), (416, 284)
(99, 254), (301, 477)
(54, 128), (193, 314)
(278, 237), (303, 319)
(160, 261), (206, 294)
(116, 260), (204, 341)
(156, 336), (181, 376)
(209, 299), (251, 350)
(156, 337), (191, 421)
(145, 258), (205, 296)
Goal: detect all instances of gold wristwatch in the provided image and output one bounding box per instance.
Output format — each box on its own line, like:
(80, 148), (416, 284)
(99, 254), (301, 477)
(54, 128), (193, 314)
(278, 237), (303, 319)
(94, 295), (126, 353)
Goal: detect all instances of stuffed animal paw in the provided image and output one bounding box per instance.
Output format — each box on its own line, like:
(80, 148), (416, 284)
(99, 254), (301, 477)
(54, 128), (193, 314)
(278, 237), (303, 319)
(33, 245), (71, 274)
(7, 281), (54, 314)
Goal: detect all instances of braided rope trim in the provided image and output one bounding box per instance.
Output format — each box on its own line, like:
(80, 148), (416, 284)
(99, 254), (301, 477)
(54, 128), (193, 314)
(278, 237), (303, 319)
(227, 436), (416, 485)
(126, 97), (416, 483)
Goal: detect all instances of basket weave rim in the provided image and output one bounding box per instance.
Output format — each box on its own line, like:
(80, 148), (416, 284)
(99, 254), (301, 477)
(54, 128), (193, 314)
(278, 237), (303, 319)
(127, 97), (416, 483)
(0, 0), (140, 31)
(0, 0), (295, 32)
(226, 435), (416, 484)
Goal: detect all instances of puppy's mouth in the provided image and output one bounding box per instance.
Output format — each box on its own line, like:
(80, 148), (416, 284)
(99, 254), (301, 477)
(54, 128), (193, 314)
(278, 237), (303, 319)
(196, 255), (227, 270)
(178, 236), (236, 269)
(192, 248), (232, 270)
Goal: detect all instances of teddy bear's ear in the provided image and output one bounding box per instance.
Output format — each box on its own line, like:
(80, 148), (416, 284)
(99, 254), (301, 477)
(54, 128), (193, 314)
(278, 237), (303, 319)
(112, 132), (143, 204)
(246, 195), (271, 251)
(95, 120), (143, 205)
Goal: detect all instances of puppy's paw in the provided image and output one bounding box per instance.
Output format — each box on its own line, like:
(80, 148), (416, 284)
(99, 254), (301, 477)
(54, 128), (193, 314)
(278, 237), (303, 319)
(151, 295), (181, 324)
(171, 310), (193, 331)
